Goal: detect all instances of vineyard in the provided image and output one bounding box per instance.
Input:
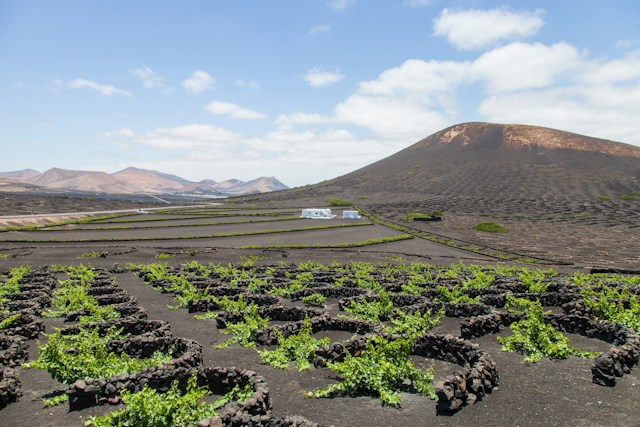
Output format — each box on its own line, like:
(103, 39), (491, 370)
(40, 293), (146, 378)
(1, 257), (639, 426)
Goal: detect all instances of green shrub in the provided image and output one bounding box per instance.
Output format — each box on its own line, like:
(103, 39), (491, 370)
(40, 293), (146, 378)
(325, 198), (351, 206)
(405, 213), (431, 221)
(597, 195), (611, 201)
(497, 296), (599, 363)
(307, 336), (435, 406)
(258, 317), (329, 371)
(302, 293), (327, 307)
(87, 376), (252, 427)
(473, 222), (508, 233)
(621, 195), (636, 201)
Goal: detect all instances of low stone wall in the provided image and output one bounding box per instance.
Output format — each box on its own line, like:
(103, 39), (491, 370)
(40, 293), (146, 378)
(217, 306), (324, 329)
(0, 334), (29, 367)
(547, 314), (640, 386)
(460, 311), (521, 339)
(480, 292), (581, 308)
(59, 317), (171, 338)
(290, 286), (370, 301)
(411, 333), (499, 413)
(313, 332), (498, 414)
(254, 315), (380, 346)
(407, 301), (493, 318)
(68, 336), (203, 410)
(0, 367), (21, 409)
(188, 294), (282, 313)
(0, 312), (44, 339)
(461, 310), (640, 386)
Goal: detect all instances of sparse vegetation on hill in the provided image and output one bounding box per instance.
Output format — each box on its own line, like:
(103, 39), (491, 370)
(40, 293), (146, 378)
(325, 198), (352, 206)
(474, 222), (509, 233)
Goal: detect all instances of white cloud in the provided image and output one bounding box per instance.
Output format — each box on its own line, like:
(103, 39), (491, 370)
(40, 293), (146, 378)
(305, 68), (345, 87)
(433, 8), (545, 50)
(132, 124), (242, 149)
(206, 101), (267, 120)
(182, 70), (215, 93)
(334, 59), (470, 141)
(130, 66), (170, 90)
(328, 0), (354, 12)
(67, 79), (132, 96)
(275, 112), (334, 129)
(404, 0), (433, 7)
(234, 79), (260, 89)
(477, 48), (640, 144)
(473, 42), (583, 92)
(103, 128), (135, 138)
(308, 25), (332, 36)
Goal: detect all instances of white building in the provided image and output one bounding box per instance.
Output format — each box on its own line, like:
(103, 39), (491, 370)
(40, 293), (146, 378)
(300, 208), (336, 219)
(342, 210), (361, 219)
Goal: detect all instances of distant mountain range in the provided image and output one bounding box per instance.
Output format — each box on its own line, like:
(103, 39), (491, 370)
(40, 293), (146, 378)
(0, 167), (288, 197)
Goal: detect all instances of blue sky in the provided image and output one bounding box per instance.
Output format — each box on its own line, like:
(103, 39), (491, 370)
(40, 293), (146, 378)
(2, 1), (639, 187)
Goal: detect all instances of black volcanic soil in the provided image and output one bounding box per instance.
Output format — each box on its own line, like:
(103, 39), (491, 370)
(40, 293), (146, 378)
(1, 249), (639, 427)
(252, 123), (640, 270)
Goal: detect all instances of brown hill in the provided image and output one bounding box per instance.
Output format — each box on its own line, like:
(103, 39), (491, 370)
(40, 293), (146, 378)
(0, 169), (41, 180)
(309, 122), (640, 203)
(0, 166), (289, 196)
(47, 171), (131, 194)
(111, 167), (189, 193)
(258, 122), (640, 268)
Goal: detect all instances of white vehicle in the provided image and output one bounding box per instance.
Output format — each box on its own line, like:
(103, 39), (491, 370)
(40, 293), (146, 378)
(300, 208), (336, 219)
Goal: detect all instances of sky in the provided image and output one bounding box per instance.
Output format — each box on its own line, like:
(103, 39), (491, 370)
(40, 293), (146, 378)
(1, 0), (639, 187)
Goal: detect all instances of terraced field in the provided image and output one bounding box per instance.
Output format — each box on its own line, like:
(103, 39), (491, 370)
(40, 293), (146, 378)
(1, 203), (639, 426)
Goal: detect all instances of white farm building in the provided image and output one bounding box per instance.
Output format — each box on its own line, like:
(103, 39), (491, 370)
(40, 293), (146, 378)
(342, 210), (361, 219)
(300, 208), (336, 219)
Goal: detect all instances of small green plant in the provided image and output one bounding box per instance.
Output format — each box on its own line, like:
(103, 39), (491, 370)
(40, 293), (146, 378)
(597, 195), (611, 201)
(621, 195), (636, 201)
(216, 305), (269, 348)
(0, 253), (11, 259)
(0, 313), (20, 329)
(307, 336), (435, 406)
(25, 327), (171, 384)
(384, 307), (444, 336)
(43, 393), (69, 407)
(258, 317), (330, 371)
(581, 286), (640, 331)
(155, 252), (175, 259)
(497, 295), (600, 363)
(343, 290), (394, 322)
(302, 292), (327, 307)
(405, 213), (432, 221)
(325, 198), (352, 206)
(359, 195), (369, 199)
(80, 251), (108, 258)
(473, 222), (508, 233)
(435, 284), (479, 304)
(86, 375), (252, 427)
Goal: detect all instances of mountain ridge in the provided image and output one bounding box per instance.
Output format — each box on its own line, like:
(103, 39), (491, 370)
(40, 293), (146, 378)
(0, 167), (288, 196)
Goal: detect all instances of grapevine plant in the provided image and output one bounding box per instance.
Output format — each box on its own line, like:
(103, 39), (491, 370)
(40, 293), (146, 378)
(308, 335), (436, 406)
(26, 327), (172, 384)
(343, 290), (394, 322)
(498, 295), (600, 363)
(258, 317), (329, 371)
(384, 307), (444, 336)
(87, 375), (253, 427)
(216, 304), (269, 348)
(581, 285), (640, 331)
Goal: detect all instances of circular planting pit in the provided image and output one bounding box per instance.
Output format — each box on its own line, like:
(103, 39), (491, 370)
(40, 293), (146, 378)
(461, 310), (640, 386)
(67, 335), (203, 410)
